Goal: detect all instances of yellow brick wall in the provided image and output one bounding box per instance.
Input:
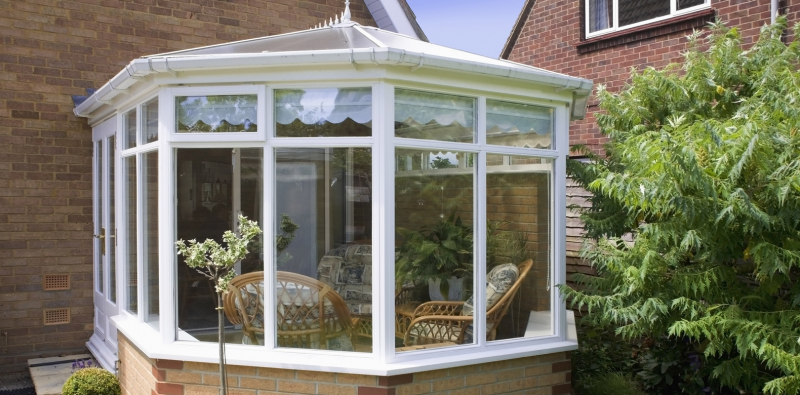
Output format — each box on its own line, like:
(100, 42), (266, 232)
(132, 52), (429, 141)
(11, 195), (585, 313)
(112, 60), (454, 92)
(119, 334), (571, 395)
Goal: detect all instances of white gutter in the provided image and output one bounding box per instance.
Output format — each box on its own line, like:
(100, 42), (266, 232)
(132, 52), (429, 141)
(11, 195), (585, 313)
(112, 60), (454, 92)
(74, 48), (592, 118)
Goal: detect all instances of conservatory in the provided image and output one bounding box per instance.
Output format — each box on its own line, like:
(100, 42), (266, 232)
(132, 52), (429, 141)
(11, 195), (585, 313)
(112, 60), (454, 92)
(75, 6), (591, 391)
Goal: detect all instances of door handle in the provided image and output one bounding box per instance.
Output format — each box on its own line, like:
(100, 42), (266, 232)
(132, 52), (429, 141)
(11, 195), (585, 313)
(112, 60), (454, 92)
(94, 228), (105, 255)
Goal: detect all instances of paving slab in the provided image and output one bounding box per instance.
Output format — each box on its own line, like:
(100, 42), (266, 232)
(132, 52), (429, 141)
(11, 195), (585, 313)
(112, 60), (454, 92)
(28, 354), (96, 395)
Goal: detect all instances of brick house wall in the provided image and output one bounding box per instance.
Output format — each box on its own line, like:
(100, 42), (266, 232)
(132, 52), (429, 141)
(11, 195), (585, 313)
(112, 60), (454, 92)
(503, 0), (800, 275)
(505, 0), (799, 155)
(0, 0), (377, 374)
(119, 334), (573, 395)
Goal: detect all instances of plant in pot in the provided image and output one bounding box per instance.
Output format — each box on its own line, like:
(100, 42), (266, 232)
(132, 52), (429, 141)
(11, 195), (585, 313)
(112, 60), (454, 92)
(396, 212), (473, 301)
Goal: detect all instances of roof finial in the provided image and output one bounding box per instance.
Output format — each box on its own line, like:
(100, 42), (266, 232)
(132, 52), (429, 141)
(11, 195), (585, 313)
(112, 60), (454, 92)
(343, 0), (351, 22)
(335, 14), (340, 24)
(329, 17), (333, 26)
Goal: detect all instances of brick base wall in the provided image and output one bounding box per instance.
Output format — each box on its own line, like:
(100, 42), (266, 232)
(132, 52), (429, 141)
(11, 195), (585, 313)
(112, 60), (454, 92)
(119, 334), (571, 395)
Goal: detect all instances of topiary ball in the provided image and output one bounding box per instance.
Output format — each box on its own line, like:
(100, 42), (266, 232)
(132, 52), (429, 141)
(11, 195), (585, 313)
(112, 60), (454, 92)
(62, 367), (121, 395)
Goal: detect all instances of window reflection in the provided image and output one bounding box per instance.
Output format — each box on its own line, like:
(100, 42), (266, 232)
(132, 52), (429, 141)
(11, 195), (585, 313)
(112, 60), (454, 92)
(274, 147), (372, 352)
(124, 156), (137, 314)
(395, 89), (475, 143)
(175, 148), (263, 343)
(144, 151), (159, 329)
(275, 88), (372, 137)
(486, 100), (552, 149)
(143, 98), (158, 143)
(394, 149), (475, 352)
(485, 155), (552, 341)
(176, 95), (257, 133)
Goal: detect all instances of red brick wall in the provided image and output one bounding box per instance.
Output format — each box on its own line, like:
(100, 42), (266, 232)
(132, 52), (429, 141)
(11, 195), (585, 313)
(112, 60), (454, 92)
(0, 0), (376, 374)
(119, 333), (573, 395)
(507, 0), (800, 154)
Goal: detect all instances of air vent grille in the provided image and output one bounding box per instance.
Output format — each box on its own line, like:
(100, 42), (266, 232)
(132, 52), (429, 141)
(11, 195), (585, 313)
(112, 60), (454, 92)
(43, 308), (70, 325)
(43, 274), (70, 291)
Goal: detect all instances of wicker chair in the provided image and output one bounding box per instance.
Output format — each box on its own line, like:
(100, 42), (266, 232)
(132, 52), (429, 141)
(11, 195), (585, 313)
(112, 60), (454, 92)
(400, 259), (533, 347)
(223, 271), (358, 350)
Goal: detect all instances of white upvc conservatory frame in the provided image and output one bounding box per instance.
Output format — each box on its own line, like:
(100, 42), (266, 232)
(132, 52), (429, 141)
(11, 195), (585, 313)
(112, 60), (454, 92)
(102, 64), (577, 376)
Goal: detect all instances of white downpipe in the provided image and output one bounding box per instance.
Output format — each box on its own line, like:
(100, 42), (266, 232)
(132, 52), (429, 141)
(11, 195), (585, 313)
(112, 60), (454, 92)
(771, 0), (778, 24)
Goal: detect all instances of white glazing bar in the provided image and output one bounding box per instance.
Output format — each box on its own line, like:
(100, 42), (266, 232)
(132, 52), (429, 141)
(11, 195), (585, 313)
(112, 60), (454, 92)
(115, 121), (124, 308)
(159, 107), (175, 344)
(377, 82), (394, 363)
(613, 0), (620, 29)
(477, 97), (487, 146)
(262, 145), (277, 350)
(136, 140), (145, 322)
(233, 148), (242, 275)
(475, 150), (487, 348)
(266, 138), (374, 148)
(554, 105), (569, 341)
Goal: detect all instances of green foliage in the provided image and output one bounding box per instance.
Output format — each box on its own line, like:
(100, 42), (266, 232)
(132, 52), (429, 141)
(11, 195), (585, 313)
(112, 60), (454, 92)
(175, 214), (262, 292)
(575, 372), (646, 395)
(563, 18), (800, 395)
(62, 367), (121, 395)
(275, 213), (299, 268)
(396, 212), (473, 285)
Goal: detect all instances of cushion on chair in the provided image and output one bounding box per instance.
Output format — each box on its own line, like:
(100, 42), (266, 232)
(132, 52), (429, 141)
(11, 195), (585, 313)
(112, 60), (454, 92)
(317, 244), (373, 316)
(461, 263), (519, 316)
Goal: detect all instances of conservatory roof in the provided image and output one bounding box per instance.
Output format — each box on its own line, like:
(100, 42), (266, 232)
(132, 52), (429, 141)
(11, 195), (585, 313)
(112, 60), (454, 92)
(143, 23), (566, 78)
(74, 20), (592, 119)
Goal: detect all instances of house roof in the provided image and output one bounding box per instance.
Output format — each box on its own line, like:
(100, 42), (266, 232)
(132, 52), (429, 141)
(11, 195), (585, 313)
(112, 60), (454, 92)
(499, 0), (536, 60)
(369, 0), (428, 42)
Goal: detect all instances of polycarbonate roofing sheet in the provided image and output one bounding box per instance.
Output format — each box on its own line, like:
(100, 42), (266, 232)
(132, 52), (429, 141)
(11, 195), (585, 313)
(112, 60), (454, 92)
(146, 27), (378, 57)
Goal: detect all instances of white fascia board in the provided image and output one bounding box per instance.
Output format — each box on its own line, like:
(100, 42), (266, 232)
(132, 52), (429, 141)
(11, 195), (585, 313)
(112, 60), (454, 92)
(75, 48), (592, 120)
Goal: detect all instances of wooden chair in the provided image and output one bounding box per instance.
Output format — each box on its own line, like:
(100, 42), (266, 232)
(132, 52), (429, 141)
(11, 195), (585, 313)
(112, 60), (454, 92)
(223, 271), (358, 350)
(400, 259), (533, 347)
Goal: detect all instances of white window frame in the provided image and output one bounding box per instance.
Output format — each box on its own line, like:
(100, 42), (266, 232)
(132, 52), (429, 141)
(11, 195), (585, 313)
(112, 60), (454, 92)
(585, 0), (710, 39)
(109, 81), (575, 376)
(167, 85), (267, 143)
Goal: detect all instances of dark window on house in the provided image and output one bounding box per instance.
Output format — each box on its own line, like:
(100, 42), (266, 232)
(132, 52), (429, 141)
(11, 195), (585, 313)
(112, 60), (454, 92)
(587, 0), (707, 35)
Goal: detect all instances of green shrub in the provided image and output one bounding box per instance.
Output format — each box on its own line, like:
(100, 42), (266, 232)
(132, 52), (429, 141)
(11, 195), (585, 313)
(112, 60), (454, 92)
(563, 17), (800, 395)
(62, 367), (121, 395)
(576, 372), (646, 395)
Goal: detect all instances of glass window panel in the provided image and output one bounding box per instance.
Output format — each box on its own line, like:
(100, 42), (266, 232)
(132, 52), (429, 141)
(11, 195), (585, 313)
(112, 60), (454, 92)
(176, 95), (257, 133)
(175, 148), (263, 345)
(123, 110), (136, 150)
(275, 88), (372, 137)
(486, 100), (553, 149)
(678, 0), (704, 9)
(394, 149), (475, 352)
(395, 89), (475, 143)
(143, 98), (159, 143)
(124, 156), (137, 314)
(485, 155), (552, 341)
(110, 136), (116, 303)
(589, 0), (613, 32)
(144, 151), (159, 329)
(96, 141), (103, 294)
(619, 0), (670, 27)
(274, 147), (372, 352)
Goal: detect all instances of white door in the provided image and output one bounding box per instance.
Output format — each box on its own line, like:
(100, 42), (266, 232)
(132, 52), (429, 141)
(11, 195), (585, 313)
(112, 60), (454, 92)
(87, 117), (119, 372)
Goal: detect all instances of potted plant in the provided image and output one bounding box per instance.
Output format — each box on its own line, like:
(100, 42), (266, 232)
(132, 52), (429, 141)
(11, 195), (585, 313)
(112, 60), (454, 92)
(395, 212), (473, 301)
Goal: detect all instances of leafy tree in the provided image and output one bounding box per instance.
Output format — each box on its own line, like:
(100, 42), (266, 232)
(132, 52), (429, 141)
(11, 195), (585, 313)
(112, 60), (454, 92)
(175, 215), (261, 395)
(564, 18), (800, 395)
